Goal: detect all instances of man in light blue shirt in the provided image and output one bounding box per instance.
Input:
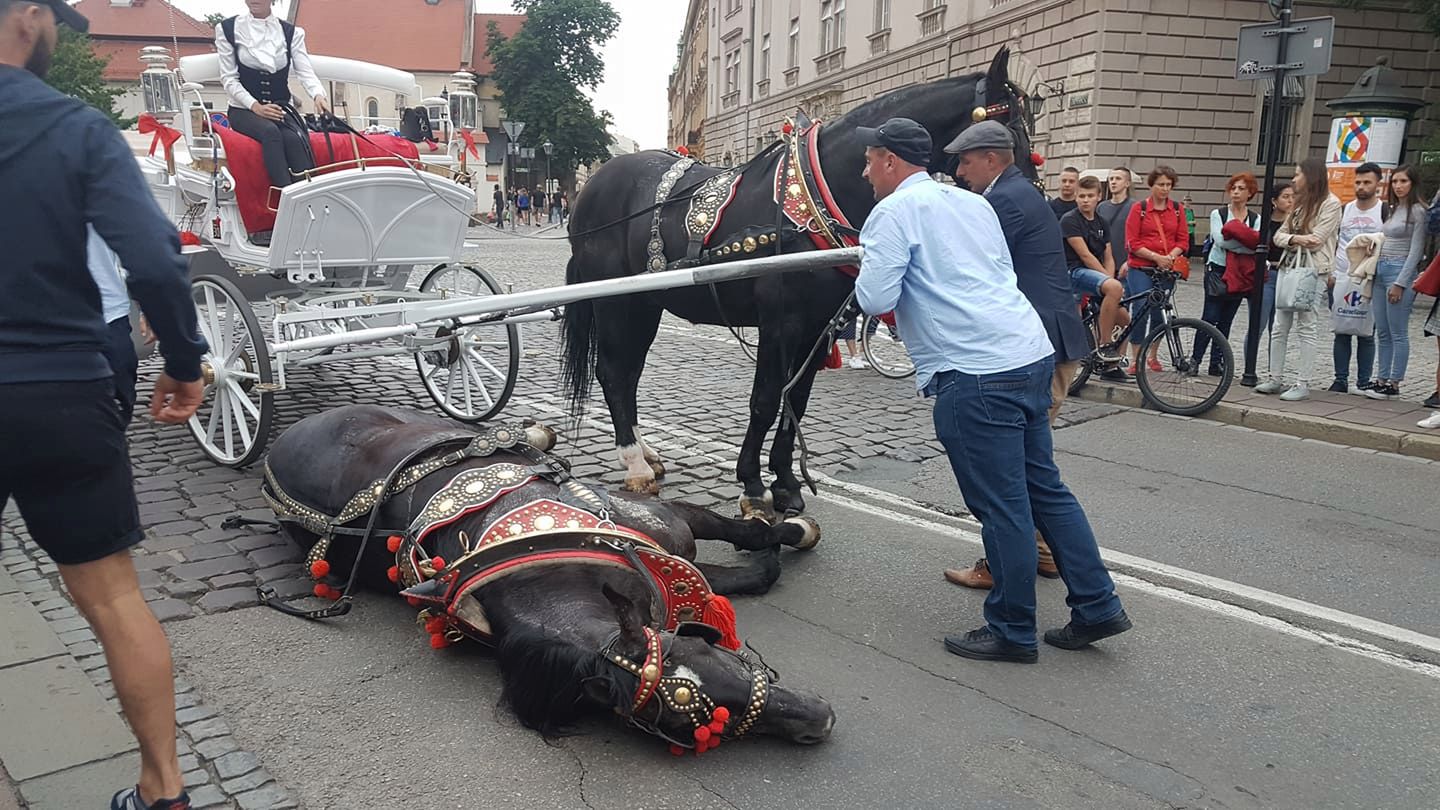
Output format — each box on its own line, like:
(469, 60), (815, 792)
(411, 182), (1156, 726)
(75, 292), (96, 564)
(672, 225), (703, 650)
(87, 225), (140, 423)
(854, 117), (1130, 664)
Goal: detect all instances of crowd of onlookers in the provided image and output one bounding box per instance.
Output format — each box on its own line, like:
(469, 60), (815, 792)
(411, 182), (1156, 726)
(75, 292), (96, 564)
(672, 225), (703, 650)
(490, 183), (568, 228)
(1042, 158), (1440, 428)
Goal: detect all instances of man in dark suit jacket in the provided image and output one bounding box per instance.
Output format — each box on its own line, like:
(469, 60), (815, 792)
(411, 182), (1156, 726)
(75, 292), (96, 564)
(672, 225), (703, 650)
(939, 121), (1093, 590)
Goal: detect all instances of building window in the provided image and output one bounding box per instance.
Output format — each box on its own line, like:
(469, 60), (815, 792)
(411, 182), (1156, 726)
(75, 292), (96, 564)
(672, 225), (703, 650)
(366, 97), (379, 127)
(820, 0), (845, 53)
(1257, 76), (1304, 165)
(760, 33), (770, 81)
(874, 0), (890, 31)
(918, 0), (945, 36)
(787, 17), (799, 69)
(727, 0), (741, 15)
(724, 48), (741, 95)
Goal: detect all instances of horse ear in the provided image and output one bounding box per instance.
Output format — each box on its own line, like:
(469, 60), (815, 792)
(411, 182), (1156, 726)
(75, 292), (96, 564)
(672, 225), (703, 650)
(601, 583), (650, 649)
(987, 46), (1011, 87)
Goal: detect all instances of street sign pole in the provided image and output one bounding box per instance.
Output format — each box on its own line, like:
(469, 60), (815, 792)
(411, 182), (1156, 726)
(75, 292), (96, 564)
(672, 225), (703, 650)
(1241, 0), (1295, 387)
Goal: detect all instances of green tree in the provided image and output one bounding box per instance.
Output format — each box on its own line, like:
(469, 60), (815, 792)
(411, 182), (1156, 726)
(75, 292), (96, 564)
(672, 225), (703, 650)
(204, 13), (226, 27)
(44, 27), (129, 127)
(486, 0), (620, 185)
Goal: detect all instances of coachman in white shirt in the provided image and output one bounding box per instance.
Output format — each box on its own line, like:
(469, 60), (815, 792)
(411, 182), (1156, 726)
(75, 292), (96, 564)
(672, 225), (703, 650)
(215, 0), (329, 189)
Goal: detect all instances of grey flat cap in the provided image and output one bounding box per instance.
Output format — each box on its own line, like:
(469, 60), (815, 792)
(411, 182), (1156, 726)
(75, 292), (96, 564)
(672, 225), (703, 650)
(943, 121), (1014, 154)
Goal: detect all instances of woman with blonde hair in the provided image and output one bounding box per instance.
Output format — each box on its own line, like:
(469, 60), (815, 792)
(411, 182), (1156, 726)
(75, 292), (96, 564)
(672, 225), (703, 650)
(1255, 157), (1343, 401)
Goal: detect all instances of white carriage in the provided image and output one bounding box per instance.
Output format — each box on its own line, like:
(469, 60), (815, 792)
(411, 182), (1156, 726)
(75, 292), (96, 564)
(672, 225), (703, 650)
(132, 48), (522, 467)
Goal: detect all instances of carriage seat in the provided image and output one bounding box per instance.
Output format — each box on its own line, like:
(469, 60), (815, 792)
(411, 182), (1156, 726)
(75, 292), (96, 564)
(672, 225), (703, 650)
(209, 124), (422, 239)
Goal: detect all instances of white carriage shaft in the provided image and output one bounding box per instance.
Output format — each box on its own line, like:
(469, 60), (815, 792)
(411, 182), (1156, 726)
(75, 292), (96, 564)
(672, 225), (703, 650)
(268, 246), (867, 356)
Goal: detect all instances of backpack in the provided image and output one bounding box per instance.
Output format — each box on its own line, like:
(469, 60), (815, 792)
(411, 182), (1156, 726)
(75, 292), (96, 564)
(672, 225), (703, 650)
(1202, 207), (1258, 260)
(399, 107), (434, 142)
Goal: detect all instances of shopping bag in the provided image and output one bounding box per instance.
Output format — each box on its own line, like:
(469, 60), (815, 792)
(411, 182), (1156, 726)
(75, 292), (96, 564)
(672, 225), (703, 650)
(1275, 249), (1321, 312)
(1329, 271), (1374, 336)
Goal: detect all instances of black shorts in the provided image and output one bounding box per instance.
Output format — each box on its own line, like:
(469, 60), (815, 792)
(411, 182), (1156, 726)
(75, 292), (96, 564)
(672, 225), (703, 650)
(0, 380), (142, 565)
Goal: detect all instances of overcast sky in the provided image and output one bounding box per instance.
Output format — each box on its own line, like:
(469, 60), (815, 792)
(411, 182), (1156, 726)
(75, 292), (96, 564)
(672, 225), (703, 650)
(168, 0), (686, 148)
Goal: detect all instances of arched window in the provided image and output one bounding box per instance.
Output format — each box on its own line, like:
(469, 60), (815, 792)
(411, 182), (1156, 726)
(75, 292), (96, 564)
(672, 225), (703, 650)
(366, 97), (379, 127)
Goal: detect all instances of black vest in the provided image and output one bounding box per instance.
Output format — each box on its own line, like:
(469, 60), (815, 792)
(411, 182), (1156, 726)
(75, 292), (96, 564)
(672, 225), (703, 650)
(221, 16), (295, 106)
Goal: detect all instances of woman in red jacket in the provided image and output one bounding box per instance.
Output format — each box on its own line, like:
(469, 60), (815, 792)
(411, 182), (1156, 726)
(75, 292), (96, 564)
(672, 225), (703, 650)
(1124, 166), (1190, 373)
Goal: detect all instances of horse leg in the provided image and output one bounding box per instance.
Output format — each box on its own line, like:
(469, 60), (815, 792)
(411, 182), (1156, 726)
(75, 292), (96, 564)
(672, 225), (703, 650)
(663, 500), (820, 551)
(694, 546), (782, 596)
(633, 428), (666, 481)
(768, 358), (823, 516)
(594, 298), (664, 493)
(737, 325), (788, 520)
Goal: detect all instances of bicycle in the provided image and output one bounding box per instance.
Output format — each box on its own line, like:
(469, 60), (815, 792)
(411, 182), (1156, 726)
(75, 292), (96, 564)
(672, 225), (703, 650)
(1068, 267), (1233, 416)
(734, 313), (914, 379)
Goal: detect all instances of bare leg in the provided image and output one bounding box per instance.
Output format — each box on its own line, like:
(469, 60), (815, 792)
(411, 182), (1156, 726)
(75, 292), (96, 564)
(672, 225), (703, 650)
(59, 550), (183, 805)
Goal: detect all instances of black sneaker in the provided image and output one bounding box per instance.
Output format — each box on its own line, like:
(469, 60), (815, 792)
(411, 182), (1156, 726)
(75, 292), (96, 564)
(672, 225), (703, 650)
(1423, 391), (1440, 409)
(1357, 380), (1378, 393)
(1043, 611), (1134, 650)
(1098, 367), (1131, 383)
(1327, 380), (1349, 394)
(111, 787), (190, 810)
(943, 626), (1038, 663)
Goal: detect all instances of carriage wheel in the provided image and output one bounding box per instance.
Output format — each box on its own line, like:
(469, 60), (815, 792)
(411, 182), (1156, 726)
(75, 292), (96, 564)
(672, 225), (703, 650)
(415, 263), (519, 423)
(187, 275), (274, 468)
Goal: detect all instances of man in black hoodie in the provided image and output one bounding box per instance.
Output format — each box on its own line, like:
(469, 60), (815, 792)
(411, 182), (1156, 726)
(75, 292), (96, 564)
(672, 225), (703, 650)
(1, 2), (207, 808)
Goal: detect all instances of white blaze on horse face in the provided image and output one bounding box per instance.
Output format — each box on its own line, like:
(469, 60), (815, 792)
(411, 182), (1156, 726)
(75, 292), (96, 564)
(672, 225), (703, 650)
(618, 443), (654, 483)
(632, 429), (661, 464)
(673, 665), (703, 687)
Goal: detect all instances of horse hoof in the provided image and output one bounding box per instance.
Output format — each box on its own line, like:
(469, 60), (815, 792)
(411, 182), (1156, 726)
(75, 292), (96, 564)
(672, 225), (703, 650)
(624, 476), (660, 495)
(738, 496), (775, 523)
(770, 488), (805, 517)
(784, 516), (821, 550)
(649, 461), (667, 481)
(525, 424), (558, 452)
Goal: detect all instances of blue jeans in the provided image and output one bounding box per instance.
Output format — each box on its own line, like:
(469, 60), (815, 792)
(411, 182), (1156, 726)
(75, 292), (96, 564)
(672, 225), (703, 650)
(1373, 257), (1419, 380)
(1261, 266), (1277, 335)
(1125, 269), (1169, 346)
(1327, 286), (1374, 386)
(931, 358), (1124, 648)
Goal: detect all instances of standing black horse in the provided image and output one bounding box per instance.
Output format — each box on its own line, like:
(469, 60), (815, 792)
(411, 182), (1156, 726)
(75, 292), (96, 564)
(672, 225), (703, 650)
(262, 405), (833, 751)
(562, 48), (1038, 517)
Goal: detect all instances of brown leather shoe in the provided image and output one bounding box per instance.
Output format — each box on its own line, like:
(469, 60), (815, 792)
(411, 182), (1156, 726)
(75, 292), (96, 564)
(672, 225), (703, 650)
(944, 558), (993, 589)
(1036, 537), (1060, 579)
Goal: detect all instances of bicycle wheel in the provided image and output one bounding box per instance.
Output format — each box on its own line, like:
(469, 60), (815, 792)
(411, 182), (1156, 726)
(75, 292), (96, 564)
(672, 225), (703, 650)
(1137, 317), (1233, 416)
(1067, 313), (1099, 396)
(861, 315), (914, 379)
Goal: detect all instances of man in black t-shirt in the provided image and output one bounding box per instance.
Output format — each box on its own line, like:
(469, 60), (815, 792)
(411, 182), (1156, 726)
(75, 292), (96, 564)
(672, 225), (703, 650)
(1060, 175), (1128, 363)
(1048, 165), (1080, 219)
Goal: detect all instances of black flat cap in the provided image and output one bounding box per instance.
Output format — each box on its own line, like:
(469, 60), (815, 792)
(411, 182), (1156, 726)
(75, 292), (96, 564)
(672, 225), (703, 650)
(856, 117), (933, 167)
(943, 121), (1014, 154)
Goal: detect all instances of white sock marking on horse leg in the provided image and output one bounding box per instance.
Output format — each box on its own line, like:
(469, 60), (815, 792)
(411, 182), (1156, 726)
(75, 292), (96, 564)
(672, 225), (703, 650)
(618, 442), (653, 484)
(634, 429), (662, 464)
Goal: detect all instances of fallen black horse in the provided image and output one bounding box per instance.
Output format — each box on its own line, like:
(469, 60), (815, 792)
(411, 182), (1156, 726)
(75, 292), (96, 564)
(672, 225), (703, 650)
(260, 404), (834, 752)
(563, 47), (1039, 519)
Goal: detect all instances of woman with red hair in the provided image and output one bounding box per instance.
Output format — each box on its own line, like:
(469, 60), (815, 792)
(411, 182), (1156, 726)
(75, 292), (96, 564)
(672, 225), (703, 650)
(1192, 172), (1261, 374)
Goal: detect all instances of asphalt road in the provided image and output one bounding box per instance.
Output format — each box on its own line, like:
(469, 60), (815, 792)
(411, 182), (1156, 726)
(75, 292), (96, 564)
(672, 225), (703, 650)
(53, 229), (1440, 809)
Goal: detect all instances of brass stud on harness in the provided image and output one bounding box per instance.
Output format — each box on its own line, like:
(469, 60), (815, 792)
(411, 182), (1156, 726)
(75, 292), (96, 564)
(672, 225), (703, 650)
(972, 106), (988, 123)
(742, 237), (757, 253)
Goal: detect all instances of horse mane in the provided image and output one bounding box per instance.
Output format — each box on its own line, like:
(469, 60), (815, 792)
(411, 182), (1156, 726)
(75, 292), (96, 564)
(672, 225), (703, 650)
(493, 623), (632, 738)
(829, 72), (984, 130)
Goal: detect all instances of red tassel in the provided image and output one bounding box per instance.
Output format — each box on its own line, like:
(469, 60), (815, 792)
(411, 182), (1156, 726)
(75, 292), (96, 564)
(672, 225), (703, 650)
(823, 342), (842, 370)
(711, 706), (730, 724)
(702, 594), (742, 650)
(424, 617), (447, 635)
(669, 744), (685, 757)
(1031, 152), (1045, 167)
(429, 633), (449, 649)
(386, 535), (403, 553)
(386, 566), (400, 583)
(309, 560), (330, 579)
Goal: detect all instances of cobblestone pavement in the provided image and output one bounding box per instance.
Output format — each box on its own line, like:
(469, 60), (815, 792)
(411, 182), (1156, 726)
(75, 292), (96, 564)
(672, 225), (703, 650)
(0, 228), (1431, 808)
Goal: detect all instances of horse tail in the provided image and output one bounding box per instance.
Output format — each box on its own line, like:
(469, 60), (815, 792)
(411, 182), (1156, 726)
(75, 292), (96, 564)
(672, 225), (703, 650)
(560, 254), (596, 417)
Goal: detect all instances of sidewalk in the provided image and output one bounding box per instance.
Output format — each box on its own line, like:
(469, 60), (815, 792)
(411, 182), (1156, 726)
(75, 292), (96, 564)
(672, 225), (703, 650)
(0, 511), (295, 810)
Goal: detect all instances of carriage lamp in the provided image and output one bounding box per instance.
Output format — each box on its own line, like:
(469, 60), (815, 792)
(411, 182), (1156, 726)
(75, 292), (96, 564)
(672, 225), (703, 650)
(448, 71), (480, 132)
(139, 47), (180, 118)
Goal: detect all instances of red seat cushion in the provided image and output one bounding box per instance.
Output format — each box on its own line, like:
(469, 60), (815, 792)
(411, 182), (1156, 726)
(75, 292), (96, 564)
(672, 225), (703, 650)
(211, 126), (422, 234)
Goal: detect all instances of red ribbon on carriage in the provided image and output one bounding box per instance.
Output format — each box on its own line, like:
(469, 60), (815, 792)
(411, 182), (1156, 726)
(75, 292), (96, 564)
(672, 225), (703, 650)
(138, 113), (182, 170)
(458, 129), (480, 159)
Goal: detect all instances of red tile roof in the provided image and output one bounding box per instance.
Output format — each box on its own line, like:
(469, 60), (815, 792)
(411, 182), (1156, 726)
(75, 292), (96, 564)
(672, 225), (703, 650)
(293, 0), (469, 75)
(93, 39), (213, 81)
(73, 0), (213, 40)
(472, 13), (524, 76)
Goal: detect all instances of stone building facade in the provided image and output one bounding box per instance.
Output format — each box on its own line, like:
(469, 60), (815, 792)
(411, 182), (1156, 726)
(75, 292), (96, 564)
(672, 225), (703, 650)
(668, 0), (711, 158)
(680, 0), (1438, 218)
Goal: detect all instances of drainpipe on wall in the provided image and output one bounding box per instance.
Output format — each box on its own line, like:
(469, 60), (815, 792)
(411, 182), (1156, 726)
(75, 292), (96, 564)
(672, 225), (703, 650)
(744, 0), (756, 160)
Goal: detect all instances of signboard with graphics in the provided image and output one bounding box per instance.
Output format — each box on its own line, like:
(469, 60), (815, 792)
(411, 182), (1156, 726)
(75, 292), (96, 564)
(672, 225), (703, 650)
(1325, 116), (1408, 202)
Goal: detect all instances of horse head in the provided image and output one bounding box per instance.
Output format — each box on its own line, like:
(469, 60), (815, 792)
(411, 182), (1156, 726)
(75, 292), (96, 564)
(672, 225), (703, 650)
(819, 46), (1040, 222)
(490, 573), (835, 751)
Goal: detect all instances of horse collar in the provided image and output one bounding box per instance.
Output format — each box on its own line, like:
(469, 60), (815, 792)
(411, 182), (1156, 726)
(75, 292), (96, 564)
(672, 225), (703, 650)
(774, 116), (859, 276)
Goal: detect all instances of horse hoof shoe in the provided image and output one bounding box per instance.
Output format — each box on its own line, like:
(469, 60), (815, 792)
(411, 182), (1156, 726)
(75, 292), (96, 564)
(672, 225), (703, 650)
(784, 516), (821, 550)
(738, 496), (775, 523)
(624, 477), (660, 495)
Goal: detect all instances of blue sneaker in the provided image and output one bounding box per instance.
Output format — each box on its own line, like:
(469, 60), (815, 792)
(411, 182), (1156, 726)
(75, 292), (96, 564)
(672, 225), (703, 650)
(110, 786), (190, 810)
